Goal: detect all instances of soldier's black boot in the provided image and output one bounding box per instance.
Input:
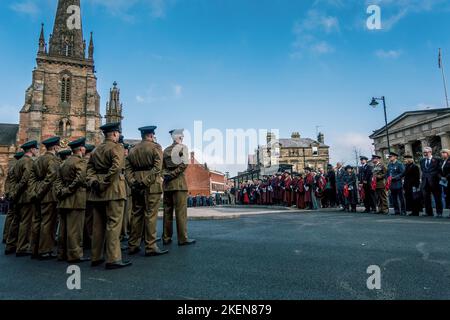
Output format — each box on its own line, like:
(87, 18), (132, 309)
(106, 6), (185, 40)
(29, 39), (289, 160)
(179, 239), (196, 246)
(145, 247), (169, 256)
(105, 260), (132, 270)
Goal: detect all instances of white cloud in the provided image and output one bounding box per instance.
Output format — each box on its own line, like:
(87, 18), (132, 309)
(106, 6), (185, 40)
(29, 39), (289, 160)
(173, 84), (183, 98)
(375, 49), (402, 59)
(10, 0), (40, 17)
(136, 83), (183, 104)
(291, 9), (339, 58)
(328, 132), (374, 165)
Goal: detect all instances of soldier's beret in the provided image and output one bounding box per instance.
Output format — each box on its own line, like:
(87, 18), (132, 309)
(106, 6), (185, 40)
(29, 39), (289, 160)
(58, 149), (72, 159)
(169, 129), (184, 136)
(14, 151), (25, 160)
(345, 165), (354, 170)
(20, 140), (38, 150)
(360, 156), (369, 161)
(139, 126), (157, 135)
(372, 155), (381, 159)
(42, 136), (61, 148)
(68, 137), (86, 150)
(85, 144), (95, 154)
(388, 152), (399, 157)
(404, 154), (413, 159)
(100, 122), (122, 133)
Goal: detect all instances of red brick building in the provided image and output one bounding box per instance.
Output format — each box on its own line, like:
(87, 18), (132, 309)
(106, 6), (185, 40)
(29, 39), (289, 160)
(185, 152), (228, 196)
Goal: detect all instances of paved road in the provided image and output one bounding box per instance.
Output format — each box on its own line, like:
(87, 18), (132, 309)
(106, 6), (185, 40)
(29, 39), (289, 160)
(1, 210), (450, 300)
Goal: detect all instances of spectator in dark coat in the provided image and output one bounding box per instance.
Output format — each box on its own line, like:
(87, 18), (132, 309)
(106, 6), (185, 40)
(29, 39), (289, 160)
(440, 149), (450, 210)
(402, 155), (422, 216)
(420, 147), (443, 217)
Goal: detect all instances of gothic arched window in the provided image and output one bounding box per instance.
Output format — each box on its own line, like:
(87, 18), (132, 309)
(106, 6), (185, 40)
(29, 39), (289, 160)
(61, 75), (71, 103)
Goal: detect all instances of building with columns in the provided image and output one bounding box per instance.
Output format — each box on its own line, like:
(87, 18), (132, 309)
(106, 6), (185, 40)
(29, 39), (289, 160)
(370, 108), (450, 160)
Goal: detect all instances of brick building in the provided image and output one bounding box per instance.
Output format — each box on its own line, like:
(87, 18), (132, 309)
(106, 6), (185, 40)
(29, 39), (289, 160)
(185, 152), (228, 196)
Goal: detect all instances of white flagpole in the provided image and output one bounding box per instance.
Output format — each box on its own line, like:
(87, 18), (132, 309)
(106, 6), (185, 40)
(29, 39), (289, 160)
(439, 48), (449, 108)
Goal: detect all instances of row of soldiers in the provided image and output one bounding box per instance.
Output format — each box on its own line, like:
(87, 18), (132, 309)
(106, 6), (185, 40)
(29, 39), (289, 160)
(2, 122), (195, 270)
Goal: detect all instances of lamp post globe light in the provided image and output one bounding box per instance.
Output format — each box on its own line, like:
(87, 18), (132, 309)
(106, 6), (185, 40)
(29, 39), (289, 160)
(370, 96), (391, 155)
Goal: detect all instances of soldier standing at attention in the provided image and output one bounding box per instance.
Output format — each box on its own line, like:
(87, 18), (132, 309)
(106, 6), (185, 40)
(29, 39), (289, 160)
(30, 136), (61, 260)
(83, 144), (96, 249)
(121, 143), (132, 242)
(125, 126), (168, 256)
(86, 122), (131, 270)
(358, 156), (376, 213)
(14, 140), (39, 257)
(371, 155), (388, 214)
(58, 149), (72, 162)
(162, 129), (196, 246)
(387, 152), (406, 216)
(56, 138), (89, 263)
(3, 152), (24, 252)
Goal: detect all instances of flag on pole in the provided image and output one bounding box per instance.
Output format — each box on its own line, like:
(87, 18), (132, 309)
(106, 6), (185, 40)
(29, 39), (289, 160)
(439, 48), (442, 69)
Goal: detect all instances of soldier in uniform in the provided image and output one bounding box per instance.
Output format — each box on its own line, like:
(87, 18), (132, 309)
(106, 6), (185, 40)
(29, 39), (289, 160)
(29, 136), (61, 260)
(162, 129), (195, 246)
(387, 152), (406, 216)
(83, 143), (95, 249)
(3, 152), (24, 248)
(371, 155), (388, 214)
(56, 138), (89, 263)
(121, 143), (132, 242)
(358, 156), (376, 213)
(125, 126), (168, 256)
(86, 122), (131, 269)
(13, 140), (39, 257)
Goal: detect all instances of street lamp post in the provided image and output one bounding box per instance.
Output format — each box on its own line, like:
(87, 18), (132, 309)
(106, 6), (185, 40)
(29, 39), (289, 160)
(370, 96), (391, 154)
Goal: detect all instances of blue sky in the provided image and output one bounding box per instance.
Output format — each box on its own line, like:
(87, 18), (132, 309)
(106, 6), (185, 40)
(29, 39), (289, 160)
(1, 0), (450, 174)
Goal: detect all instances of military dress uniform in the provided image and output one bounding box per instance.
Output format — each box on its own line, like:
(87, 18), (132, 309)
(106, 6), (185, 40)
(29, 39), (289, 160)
(83, 144), (96, 249)
(56, 138), (88, 262)
(29, 137), (61, 259)
(387, 153), (406, 215)
(125, 126), (168, 256)
(372, 155), (388, 214)
(162, 129), (195, 246)
(358, 156), (376, 213)
(3, 152), (24, 250)
(86, 123), (131, 269)
(14, 140), (38, 256)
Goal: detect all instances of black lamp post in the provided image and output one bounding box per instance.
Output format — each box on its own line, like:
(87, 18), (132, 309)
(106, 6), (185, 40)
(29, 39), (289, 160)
(370, 96), (391, 154)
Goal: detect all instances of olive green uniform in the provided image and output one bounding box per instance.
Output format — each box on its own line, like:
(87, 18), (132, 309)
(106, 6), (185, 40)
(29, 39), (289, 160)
(56, 154), (87, 261)
(373, 162), (389, 214)
(86, 138), (126, 264)
(29, 152), (60, 256)
(162, 143), (189, 244)
(121, 181), (132, 239)
(3, 162), (17, 244)
(125, 140), (163, 254)
(13, 155), (36, 254)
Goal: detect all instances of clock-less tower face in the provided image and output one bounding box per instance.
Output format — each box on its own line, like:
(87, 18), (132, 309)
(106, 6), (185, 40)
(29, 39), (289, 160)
(17, 0), (102, 148)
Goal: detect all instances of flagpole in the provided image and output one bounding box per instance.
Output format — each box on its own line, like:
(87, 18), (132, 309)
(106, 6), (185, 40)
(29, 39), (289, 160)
(439, 48), (449, 108)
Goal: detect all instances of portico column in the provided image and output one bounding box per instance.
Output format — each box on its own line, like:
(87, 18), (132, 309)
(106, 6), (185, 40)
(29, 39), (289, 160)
(438, 132), (450, 150)
(404, 142), (413, 156)
(418, 137), (429, 151)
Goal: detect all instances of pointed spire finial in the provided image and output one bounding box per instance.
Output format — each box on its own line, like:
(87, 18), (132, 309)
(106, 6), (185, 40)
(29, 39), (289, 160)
(38, 23), (46, 54)
(88, 31), (94, 59)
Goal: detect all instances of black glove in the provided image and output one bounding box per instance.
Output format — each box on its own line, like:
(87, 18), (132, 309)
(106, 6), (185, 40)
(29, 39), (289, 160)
(91, 180), (100, 193)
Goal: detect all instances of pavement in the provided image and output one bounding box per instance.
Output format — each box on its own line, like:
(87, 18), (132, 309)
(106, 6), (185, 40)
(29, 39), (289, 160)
(1, 207), (450, 300)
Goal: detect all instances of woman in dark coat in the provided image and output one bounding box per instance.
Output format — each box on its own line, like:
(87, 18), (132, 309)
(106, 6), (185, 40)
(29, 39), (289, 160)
(441, 149), (450, 209)
(343, 165), (358, 212)
(403, 155), (422, 216)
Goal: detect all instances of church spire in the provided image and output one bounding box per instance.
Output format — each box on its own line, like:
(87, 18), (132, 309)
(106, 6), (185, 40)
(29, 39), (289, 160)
(88, 32), (94, 59)
(105, 81), (124, 124)
(48, 0), (84, 59)
(38, 23), (46, 54)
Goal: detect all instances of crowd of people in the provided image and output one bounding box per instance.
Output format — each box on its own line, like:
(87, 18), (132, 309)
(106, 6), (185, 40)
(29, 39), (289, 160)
(231, 147), (450, 217)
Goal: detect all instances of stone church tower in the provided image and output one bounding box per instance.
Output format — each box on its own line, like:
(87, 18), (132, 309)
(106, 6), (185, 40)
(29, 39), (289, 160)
(105, 81), (124, 125)
(17, 0), (102, 147)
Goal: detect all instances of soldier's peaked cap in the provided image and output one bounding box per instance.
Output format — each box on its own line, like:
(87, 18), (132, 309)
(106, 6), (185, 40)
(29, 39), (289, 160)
(360, 156), (369, 161)
(100, 122), (121, 133)
(372, 154), (381, 159)
(404, 154), (413, 159)
(20, 140), (38, 150)
(14, 151), (25, 160)
(85, 144), (95, 153)
(139, 126), (157, 134)
(68, 137), (86, 149)
(389, 152), (399, 157)
(58, 149), (72, 157)
(42, 136), (60, 148)
(169, 129), (184, 135)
